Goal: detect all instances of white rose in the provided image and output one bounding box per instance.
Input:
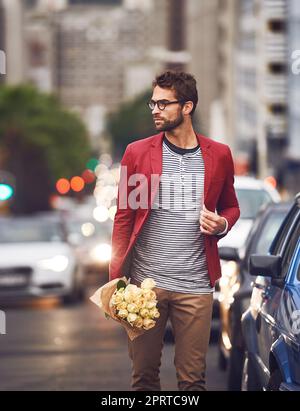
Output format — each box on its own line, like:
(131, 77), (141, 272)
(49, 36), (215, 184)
(143, 289), (156, 301)
(135, 298), (145, 310)
(124, 284), (142, 303)
(133, 316), (144, 329)
(127, 284), (143, 297)
(150, 308), (160, 319)
(118, 309), (128, 319)
(116, 302), (127, 311)
(127, 313), (138, 323)
(124, 290), (135, 303)
(143, 318), (156, 330)
(111, 291), (124, 305)
(146, 301), (157, 310)
(141, 278), (156, 290)
(127, 303), (139, 313)
(140, 308), (150, 318)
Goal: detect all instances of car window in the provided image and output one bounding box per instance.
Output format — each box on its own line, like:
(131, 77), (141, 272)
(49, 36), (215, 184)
(254, 211), (288, 254)
(235, 188), (273, 219)
(280, 222), (300, 279)
(271, 206), (300, 255)
(0, 220), (64, 243)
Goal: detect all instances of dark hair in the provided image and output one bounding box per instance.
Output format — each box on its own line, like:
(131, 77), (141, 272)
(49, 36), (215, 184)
(152, 70), (198, 116)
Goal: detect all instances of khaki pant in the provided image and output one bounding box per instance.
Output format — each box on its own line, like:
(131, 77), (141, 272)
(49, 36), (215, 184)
(128, 280), (213, 391)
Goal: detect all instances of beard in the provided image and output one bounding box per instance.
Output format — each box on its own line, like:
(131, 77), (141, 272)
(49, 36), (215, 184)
(153, 112), (184, 132)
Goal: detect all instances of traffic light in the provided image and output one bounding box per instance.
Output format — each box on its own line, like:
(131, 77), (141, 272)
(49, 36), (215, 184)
(0, 183), (13, 201)
(0, 171), (15, 201)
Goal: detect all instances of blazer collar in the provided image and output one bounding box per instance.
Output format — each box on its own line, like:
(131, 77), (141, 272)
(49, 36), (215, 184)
(150, 132), (213, 201)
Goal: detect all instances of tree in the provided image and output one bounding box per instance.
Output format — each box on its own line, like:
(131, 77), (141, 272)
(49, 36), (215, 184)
(107, 89), (155, 159)
(0, 85), (91, 214)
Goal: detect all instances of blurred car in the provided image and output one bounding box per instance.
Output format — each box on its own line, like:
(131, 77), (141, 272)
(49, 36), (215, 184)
(64, 215), (112, 277)
(218, 176), (281, 249)
(214, 176), (281, 316)
(218, 201), (291, 389)
(0, 215), (85, 304)
(242, 193), (300, 391)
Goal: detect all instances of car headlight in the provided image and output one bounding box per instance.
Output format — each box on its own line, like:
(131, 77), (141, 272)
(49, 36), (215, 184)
(219, 261), (238, 287)
(90, 244), (112, 263)
(219, 260), (240, 306)
(37, 255), (69, 272)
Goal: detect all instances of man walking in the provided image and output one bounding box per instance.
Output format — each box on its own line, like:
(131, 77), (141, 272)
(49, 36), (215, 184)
(109, 71), (240, 391)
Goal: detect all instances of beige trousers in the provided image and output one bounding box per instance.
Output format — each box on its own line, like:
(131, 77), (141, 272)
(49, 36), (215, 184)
(127, 280), (213, 391)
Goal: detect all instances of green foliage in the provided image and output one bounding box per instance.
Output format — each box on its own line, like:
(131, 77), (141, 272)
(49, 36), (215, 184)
(107, 89), (202, 159)
(117, 280), (127, 291)
(107, 89), (155, 159)
(0, 85), (91, 214)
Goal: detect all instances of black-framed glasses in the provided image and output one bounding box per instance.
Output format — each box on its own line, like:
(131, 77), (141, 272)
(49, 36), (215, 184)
(147, 99), (185, 111)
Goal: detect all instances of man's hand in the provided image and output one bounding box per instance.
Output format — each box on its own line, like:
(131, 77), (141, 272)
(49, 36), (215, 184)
(200, 204), (227, 236)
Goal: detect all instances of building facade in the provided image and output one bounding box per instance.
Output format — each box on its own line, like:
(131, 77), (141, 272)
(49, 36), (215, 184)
(285, 0), (300, 193)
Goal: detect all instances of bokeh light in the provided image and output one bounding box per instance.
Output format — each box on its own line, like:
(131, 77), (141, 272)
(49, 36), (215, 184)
(0, 184), (14, 201)
(264, 176), (277, 189)
(86, 158), (99, 172)
(93, 205), (109, 222)
(82, 169), (96, 184)
(81, 222), (95, 237)
(70, 176), (85, 192)
(56, 178), (70, 195)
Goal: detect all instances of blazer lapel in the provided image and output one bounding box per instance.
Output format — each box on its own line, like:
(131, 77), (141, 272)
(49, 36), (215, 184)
(196, 133), (213, 202)
(150, 132), (164, 206)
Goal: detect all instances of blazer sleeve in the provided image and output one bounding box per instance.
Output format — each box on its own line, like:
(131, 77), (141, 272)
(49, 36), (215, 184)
(109, 144), (136, 280)
(215, 146), (240, 240)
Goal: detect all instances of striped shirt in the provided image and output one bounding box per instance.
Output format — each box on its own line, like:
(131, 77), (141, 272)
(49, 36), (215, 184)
(129, 136), (213, 294)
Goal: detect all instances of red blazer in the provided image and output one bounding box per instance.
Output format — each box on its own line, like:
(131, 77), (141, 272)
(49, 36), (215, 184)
(109, 132), (240, 287)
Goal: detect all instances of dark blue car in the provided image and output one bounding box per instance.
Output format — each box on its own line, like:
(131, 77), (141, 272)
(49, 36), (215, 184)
(242, 193), (300, 391)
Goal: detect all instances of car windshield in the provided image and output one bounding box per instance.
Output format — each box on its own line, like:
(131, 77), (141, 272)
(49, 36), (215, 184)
(254, 210), (288, 254)
(236, 188), (273, 219)
(0, 219), (64, 243)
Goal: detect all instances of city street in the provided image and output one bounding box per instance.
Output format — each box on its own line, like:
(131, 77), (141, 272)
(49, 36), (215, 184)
(0, 285), (226, 391)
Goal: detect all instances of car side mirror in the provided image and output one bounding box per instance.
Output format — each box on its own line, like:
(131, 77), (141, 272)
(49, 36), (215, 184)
(249, 254), (282, 278)
(219, 246), (240, 262)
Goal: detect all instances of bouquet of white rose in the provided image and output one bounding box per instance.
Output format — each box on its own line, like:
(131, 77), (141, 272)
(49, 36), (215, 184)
(90, 277), (160, 341)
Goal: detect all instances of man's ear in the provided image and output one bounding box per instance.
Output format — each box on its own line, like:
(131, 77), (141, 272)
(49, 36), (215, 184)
(183, 101), (194, 116)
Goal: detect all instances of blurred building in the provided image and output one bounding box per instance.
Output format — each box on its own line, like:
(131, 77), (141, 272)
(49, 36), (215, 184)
(186, 0), (220, 136)
(186, 0), (238, 152)
(238, 0), (288, 180)
(195, 0), (288, 181)
(1, 0), (26, 84)
(24, 4), (57, 92)
(0, 1), (5, 82)
(24, 0), (167, 150)
(285, 0), (300, 194)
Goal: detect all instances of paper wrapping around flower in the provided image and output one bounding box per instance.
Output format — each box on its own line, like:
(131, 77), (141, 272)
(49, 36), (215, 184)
(89, 277), (146, 341)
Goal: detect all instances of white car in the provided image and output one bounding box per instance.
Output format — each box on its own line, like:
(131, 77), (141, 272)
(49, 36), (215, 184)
(64, 215), (112, 278)
(218, 176), (281, 249)
(0, 215), (85, 304)
(214, 176), (281, 310)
